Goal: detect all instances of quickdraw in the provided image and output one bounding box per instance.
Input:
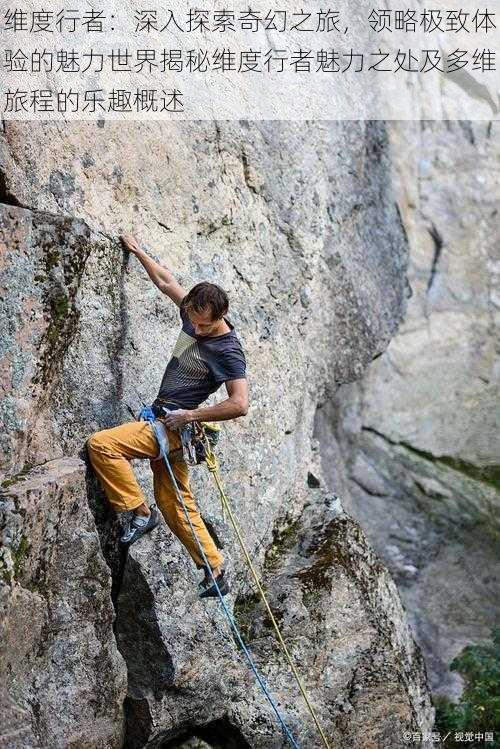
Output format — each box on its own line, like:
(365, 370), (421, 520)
(178, 419), (221, 466)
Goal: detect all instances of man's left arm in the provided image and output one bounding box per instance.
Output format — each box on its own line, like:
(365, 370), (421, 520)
(162, 379), (249, 429)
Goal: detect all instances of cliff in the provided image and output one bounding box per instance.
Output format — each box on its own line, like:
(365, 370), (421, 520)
(315, 121), (500, 701)
(0, 120), (433, 747)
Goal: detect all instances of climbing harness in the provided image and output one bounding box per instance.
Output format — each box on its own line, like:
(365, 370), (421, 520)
(149, 406), (226, 519)
(139, 406), (331, 749)
(144, 404), (221, 467)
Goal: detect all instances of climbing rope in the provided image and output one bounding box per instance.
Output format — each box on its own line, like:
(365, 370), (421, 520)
(201, 433), (332, 749)
(143, 413), (302, 749)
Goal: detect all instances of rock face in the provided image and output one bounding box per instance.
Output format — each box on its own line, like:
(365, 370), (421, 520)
(0, 458), (127, 747)
(0, 119), (433, 746)
(315, 121), (500, 700)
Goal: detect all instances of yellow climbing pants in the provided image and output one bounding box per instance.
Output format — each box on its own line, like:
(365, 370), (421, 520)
(86, 419), (224, 570)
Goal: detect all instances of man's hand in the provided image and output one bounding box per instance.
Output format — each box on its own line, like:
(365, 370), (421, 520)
(120, 234), (140, 255)
(162, 409), (193, 431)
(118, 233), (187, 306)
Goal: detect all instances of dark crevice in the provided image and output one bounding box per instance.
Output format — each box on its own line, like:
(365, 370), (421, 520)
(232, 263), (252, 290)
(83, 454), (128, 609)
(240, 148), (259, 196)
(203, 516), (225, 551)
(458, 121), (476, 146)
(394, 200), (409, 248)
(361, 425), (399, 446)
(350, 475), (388, 498)
(82, 236), (152, 747)
(426, 223), (444, 294)
(307, 471), (321, 488)
(159, 715), (252, 748)
(157, 220), (173, 232)
(110, 249), (131, 407)
(371, 348), (385, 362)
(361, 426), (500, 492)
(119, 554), (174, 697)
(0, 168), (25, 207)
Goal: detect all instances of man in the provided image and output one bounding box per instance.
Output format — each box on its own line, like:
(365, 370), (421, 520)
(87, 234), (249, 598)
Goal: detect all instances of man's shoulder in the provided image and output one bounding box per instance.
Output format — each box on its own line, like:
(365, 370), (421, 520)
(223, 327), (245, 351)
(220, 335), (246, 372)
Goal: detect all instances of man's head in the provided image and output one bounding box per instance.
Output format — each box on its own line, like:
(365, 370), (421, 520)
(181, 282), (229, 336)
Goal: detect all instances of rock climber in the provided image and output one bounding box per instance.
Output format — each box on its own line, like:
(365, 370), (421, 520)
(86, 234), (249, 598)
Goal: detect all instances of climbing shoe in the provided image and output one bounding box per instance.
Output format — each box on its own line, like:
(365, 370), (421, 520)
(120, 507), (159, 546)
(197, 564), (210, 589)
(198, 568), (230, 598)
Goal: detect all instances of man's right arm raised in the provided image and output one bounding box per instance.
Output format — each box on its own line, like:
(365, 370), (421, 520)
(120, 234), (187, 306)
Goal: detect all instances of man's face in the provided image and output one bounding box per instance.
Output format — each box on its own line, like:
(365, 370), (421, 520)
(187, 306), (221, 337)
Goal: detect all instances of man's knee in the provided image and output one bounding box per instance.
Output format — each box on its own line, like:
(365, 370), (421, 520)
(86, 430), (105, 454)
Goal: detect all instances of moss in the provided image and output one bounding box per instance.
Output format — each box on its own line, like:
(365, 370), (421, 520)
(233, 590), (261, 645)
(289, 524), (340, 594)
(261, 604), (285, 631)
(46, 292), (71, 344)
(484, 500), (500, 540)
(1, 463), (33, 488)
(12, 534), (30, 579)
(291, 516), (384, 603)
(401, 441), (500, 494)
(233, 575), (288, 644)
(263, 516), (301, 574)
(43, 246), (60, 272)
(24, 578), (45, 595)
(300, 587), (325, 616)
(32, 223), (91, 388)
(52, 293), (69, 318)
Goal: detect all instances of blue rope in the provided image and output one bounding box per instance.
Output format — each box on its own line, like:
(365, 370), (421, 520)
(141, 410), (301, 749)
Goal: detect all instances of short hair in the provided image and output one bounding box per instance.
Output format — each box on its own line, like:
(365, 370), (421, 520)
(181, 282), (229, 320)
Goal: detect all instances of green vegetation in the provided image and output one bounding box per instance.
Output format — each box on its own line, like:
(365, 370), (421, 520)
(0, 463), (33, 489)
(46, 291), (71, 344)
(434, 627), (500, 747)
(12, 534), (30, 578)
(32, 228), (91, 388)
(401, 441), (500, 495)
(263, 515), (301, 573)
(233, 590), (262, 645)
(0, 534), (31, 585)
(43, 245), (60, 272)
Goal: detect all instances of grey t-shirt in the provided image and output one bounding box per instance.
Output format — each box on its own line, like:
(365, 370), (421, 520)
(153, 307), (247, 411)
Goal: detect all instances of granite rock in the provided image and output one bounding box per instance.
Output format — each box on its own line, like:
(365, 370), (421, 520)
(0, 119), (433, 746)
